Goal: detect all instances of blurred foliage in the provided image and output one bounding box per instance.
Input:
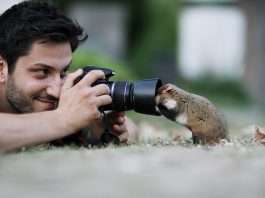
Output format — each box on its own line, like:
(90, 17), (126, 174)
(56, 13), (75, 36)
(70, 50), (137, 81)
(176, 75), (252, 107)
(52, 0), (179, 80)
(50, 0), (251, 107)
(128, 0), (179, 78)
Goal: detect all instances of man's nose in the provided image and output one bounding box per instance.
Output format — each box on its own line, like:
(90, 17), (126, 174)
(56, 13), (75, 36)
(46, 76), (63, 99)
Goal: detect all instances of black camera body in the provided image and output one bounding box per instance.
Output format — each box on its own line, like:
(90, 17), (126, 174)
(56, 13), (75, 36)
(75, 66), (162, 116)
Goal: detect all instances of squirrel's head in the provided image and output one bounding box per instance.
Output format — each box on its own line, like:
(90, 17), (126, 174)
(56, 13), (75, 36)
(155, 83), (187, 121)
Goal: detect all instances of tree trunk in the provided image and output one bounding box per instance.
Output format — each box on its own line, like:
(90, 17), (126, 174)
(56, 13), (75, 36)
(128, 0), (179, 83)
(241, 0), (265, 107)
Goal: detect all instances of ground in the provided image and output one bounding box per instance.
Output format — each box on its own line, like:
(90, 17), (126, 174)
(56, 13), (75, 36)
(0, 106), (265, 198)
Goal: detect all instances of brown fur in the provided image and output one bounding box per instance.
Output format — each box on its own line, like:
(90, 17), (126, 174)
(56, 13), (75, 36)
(156, 84), (228, 144)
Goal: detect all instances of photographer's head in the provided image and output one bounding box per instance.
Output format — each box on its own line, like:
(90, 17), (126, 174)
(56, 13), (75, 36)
(0, 1), (87, 113)
(0, 0), (87, 73)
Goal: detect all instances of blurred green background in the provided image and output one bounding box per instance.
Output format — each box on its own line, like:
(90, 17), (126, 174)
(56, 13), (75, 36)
(36, 0), (265, 110)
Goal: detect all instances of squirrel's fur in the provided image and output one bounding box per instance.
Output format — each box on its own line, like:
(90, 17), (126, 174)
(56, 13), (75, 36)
(156, 84), (228, 144)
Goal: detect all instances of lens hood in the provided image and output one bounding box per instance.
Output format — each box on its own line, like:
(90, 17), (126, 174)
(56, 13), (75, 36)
(133, 78), (162, 115)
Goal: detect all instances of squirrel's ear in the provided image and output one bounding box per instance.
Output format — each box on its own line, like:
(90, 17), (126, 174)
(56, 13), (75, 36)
(0, 56), (8, 83)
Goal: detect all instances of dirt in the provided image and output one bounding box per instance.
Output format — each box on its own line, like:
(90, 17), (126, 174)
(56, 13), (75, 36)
(0, 106), (265, 198)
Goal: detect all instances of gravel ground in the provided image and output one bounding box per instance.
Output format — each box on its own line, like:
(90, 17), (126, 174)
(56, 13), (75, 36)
(0, 107), (265, 198)
(1, 143), (265, 198)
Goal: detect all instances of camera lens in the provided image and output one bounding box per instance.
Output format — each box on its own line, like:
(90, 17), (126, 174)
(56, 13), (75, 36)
(108, 81), (133, 111)
(103, 78), (162, 115)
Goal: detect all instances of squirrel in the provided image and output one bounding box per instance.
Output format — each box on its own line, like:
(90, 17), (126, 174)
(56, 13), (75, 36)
(155, 83), (228, 144)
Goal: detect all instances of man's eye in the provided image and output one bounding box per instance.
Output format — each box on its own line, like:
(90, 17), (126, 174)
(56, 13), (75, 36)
(60, 71), (67, 79)
(42, 69), (49, 75)
(35, 69), (49, 78)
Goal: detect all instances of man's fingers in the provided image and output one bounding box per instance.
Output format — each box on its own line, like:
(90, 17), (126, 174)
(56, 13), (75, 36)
(91, 84), (110, 96)
(105, 112), (125, 124)
(116, 112), (125, 117)
(96, 95), (112, 107)
(118, 131), (129, 143)
(117, 116), (125, 124)
(112, 124), (127, 135)
(107, 111), (125, 117)
(62, 69), (83, 91)
(78, 70), (105, 87)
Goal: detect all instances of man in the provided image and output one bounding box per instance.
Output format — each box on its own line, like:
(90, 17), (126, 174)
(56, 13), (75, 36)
(0, 1), (129, 152)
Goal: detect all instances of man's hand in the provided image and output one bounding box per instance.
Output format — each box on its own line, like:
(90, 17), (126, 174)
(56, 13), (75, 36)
(56, 69), (112, 133)
(105, 111), (129, 143)
(89, 111), (129, 143)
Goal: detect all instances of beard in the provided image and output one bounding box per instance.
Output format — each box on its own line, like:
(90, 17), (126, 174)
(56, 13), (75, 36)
(6, 78), (58, 113)
(6, 78), (34, 113)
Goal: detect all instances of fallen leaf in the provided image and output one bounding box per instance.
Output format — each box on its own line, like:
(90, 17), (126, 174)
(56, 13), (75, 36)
(254, 126), (265, 144)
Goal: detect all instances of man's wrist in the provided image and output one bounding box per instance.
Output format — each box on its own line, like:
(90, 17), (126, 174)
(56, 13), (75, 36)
(51, 109), (77, 136)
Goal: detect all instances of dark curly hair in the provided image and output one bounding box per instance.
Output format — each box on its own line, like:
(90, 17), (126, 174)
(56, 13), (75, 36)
(0, 0), (87, 73)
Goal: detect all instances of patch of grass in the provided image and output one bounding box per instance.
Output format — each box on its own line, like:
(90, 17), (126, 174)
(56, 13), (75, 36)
(70, 50), (138, 80)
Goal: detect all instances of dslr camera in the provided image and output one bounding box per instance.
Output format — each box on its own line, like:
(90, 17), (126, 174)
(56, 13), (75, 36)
(75, 66), (163, 116)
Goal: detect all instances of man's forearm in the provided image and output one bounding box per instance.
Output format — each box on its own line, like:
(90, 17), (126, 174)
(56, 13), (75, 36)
(0, 110), (73, 152)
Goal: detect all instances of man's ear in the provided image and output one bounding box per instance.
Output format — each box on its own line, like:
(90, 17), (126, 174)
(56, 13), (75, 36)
(0, 56), (8, 83)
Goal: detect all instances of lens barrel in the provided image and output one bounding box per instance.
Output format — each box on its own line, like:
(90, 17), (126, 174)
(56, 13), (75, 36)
(108, 81), (134, 112)
(102, 78), (162, 116)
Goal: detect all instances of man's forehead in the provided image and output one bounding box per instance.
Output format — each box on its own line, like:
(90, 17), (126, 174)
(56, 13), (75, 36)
(18, 41), (73, 71)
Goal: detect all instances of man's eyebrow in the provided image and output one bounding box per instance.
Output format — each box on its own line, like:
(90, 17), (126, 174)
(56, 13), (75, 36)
(34, 61), (72, 71)
(33, 63), (52, 68)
